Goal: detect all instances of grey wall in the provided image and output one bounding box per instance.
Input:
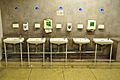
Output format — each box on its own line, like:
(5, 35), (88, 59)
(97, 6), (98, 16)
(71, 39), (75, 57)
(0, 9), (3, 60)
(0, 0), (120, 52)
(0, 0), (120, 38)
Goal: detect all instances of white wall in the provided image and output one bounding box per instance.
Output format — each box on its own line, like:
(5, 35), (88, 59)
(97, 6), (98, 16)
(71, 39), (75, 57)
(0, 9), (3, 60)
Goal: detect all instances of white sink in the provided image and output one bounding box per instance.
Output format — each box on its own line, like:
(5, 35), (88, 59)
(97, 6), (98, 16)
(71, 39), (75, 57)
(50, 38), (68, 45)
(73, 38), (90, 44)
(27, 38), (46, 44)
(93, 38), (113, 45)
(3, 38), (24, 44)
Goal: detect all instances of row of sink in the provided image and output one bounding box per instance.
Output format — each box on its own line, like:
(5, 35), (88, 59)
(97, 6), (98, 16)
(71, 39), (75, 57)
(3, 37), (113, 45)
(3, 37), (114, 66)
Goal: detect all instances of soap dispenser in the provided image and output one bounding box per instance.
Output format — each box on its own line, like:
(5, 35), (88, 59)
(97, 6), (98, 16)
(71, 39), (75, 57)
(67, 23), (72, 31)
(23, 22), (28, 31)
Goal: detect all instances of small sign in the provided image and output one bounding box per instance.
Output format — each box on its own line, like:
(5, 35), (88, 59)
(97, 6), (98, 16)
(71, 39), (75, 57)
(57, 10), (64, 16)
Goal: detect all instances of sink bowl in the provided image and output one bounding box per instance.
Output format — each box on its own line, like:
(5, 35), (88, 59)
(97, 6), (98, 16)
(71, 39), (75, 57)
(50, 38), (68, 45)
(3, 38), (24, 44)
(73, 38), (90, 44)
(27, 38), (46, 44)
(93, 38), (113, 45)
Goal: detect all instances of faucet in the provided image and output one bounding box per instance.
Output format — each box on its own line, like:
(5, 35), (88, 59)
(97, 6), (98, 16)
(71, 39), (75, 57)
(64, 34), (67, 39)
(42, 35), (45, 38)
(19, 34), (22, 39)
(84, 32), (87, 38)
(107, 32), (110, 40)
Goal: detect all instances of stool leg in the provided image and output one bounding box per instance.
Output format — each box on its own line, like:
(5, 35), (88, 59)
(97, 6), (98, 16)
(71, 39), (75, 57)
(109, 44), (113, 63)
(27, 43), (30, 66)
(58, 45), (59, 53)
(13, 44), (16, 53)
(50, 44), (52, 65)
(35, 45), (37, 53)
(43, 43), (45, 65)
(94, 44), (97, 64)
(4, 43), (7, 66)
(20, 43), (23, 66)
(65, 44), (67, 65)
(79, 44), (82, 59)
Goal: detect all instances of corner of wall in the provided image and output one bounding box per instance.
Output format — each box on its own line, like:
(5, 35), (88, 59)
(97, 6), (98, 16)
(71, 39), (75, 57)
(0, 9), (3, 60)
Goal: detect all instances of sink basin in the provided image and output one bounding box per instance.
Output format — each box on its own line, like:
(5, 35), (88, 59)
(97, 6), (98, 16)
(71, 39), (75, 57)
(93, 38), (113, 45)
(73, 38), (90, 44)
(50, 38), (68, 45)
(27, 38), (46, 44)
(3, 38), (24, 44)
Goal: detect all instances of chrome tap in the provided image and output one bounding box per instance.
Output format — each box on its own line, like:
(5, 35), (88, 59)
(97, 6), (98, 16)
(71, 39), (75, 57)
(19, 34), (22, 39)
(107, 32), (110, 40)
(84, 32), (87, 38)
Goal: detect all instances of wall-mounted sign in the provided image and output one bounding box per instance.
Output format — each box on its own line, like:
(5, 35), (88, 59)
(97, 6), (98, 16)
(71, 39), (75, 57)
(57, 6), (64, 16)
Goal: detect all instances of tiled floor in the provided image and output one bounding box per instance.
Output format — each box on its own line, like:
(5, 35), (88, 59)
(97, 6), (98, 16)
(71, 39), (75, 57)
(0, 62), (120, 80)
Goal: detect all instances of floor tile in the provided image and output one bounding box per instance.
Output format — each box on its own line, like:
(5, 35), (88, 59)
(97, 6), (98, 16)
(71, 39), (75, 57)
(30, 69), (63, 80)
(0, 68), (30, 80)
(0, 62), (120, 80)
(91, 69), (120, 80)
(63, 68), (96, 80)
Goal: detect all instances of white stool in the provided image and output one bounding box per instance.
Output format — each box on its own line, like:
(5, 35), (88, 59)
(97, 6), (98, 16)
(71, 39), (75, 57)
(93, 38), (113, 64)
(27, 38), (46, 66)
(50, 38), (68, 65)
(3, 38), (24, 66)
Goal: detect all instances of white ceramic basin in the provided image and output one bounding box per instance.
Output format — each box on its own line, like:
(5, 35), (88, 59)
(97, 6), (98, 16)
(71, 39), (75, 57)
(50, 38), (68, 45)
(93, 38), (113, 45)
(3, 38), (24, 44)
(73, 38), (90, 44)
(27, 38), (46, 44)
